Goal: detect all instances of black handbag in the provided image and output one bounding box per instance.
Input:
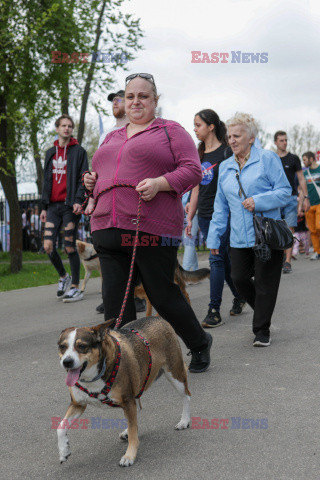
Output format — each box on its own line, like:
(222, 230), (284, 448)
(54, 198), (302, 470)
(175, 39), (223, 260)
(235, 172), (294, 261)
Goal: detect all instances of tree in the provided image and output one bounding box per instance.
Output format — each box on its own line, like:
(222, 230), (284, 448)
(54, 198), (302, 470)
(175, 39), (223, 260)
(287, 123), (320, 158)
(0, 0), (143, 272)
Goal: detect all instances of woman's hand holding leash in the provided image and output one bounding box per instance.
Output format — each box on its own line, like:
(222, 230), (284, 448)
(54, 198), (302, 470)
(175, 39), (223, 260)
(136, 178), (161, 201)
(84, 172), (97, 191)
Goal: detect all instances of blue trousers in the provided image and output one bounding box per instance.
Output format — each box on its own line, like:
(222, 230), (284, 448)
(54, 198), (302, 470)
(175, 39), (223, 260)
(198, 216), (239, 311)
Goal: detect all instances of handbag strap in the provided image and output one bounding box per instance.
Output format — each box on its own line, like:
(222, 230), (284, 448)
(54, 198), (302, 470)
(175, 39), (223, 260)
(235, 172), (260, 217)
(307, 168), (320, 199)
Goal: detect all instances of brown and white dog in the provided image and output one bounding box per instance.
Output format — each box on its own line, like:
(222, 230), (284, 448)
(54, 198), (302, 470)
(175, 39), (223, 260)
(57, 317), (191, 467)
(76, 240), (102, 293)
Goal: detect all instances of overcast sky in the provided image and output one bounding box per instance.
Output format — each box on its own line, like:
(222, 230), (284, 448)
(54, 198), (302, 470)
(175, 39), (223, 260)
(9, 0), (320, 194)
(104, 0), (320, 142)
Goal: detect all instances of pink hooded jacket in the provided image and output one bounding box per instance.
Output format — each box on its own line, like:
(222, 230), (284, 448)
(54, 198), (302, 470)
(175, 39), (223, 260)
(90, 118), (202, 237)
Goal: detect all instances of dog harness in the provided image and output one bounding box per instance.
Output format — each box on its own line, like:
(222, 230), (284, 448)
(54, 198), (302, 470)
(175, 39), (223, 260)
(74, 329), (152, 407)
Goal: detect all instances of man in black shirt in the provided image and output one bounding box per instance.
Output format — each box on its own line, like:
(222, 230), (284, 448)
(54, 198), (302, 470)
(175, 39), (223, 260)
(274, 131), (310, 273)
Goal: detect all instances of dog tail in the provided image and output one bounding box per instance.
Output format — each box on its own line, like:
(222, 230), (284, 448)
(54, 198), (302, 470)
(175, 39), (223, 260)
(177, 263), (210, 283)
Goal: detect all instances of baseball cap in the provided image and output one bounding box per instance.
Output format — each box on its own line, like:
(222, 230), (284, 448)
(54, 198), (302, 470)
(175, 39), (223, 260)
(107, 90), (125, 102)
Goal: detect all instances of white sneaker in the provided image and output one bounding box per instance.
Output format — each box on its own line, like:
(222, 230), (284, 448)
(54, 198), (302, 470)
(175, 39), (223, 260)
(310, 252), (319, 261)
(63, 287), (84, 303)
(57, 274), (72, 299)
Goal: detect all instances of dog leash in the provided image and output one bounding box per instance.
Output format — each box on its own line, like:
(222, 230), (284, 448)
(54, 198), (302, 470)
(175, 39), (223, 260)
(81, 173), (142, 330)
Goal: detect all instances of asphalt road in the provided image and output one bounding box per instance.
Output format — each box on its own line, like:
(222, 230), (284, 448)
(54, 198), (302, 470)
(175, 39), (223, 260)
(1, 254), (320, 480)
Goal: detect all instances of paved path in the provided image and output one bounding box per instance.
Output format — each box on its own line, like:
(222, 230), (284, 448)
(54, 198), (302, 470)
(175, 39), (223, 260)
(1, 254), (320, 479)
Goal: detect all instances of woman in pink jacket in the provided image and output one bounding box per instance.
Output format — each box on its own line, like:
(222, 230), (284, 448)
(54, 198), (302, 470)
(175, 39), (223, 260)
(84, 73), (212, 373)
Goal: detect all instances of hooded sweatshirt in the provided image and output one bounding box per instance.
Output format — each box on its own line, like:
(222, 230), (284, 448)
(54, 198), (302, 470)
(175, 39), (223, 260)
(50, 137), (79, 203)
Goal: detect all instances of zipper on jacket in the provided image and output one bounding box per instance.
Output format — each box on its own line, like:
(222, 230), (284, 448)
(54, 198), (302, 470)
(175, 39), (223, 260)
(112, 124), (160, 227)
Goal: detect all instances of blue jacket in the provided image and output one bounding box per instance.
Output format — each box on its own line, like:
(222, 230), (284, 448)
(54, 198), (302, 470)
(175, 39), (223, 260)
(206, 145), (292, 249)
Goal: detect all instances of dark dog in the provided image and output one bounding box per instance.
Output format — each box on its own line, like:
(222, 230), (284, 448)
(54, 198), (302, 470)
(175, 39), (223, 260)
(57, 317), (191, 467)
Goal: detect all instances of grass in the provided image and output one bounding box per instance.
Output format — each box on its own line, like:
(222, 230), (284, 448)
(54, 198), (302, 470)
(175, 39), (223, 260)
(0, 246), (209, 292)
(0, 251), (100, 292)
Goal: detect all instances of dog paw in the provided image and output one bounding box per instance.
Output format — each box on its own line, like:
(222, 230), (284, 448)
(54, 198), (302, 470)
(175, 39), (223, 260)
(175, 419), (190, 430)
(119, 429), (128, 441)
(58, 436), (71, 462)
(119, 455), (134, 467)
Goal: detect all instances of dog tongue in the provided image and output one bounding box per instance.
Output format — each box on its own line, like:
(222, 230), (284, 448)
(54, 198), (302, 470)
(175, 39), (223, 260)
(65, 367), (82, 387)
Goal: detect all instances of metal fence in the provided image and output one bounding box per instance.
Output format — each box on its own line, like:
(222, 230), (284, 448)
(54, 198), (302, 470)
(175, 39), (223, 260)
(0, 194), (92, 252)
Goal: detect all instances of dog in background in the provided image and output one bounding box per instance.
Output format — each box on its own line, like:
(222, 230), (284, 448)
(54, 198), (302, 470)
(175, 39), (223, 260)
(76, 240), (210, 314)
(76, 240), (102, 293)
(135, 264), (210, 316)
(57, 317), (191, 466)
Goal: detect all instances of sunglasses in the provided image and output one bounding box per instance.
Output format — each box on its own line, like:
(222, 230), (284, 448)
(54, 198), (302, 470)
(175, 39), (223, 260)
(125, 73), (155, 85)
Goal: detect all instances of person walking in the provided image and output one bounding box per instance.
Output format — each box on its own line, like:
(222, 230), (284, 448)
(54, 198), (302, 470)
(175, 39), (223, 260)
(40, 114), (88, 302)
(186, 109), (245, 328)
(207, 113), (291, 347)
(84, 73), (212, 373)
(274, 131), (310, 273)
(302, 151), (320, 260)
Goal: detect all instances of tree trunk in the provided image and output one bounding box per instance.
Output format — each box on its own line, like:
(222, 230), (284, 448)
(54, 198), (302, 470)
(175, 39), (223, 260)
(61, 77), (69, 114)
(0, 94), (22, 273)
(77, 0), (107, 145)
(30, 117), (43, 194)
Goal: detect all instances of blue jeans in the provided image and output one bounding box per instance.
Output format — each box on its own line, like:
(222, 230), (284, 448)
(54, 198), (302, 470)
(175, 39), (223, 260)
(182, 214), (199, 271)
(198, 216), (239, 311)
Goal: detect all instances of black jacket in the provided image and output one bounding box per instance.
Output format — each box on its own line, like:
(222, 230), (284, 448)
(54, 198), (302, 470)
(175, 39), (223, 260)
(41, 142), (89, 210)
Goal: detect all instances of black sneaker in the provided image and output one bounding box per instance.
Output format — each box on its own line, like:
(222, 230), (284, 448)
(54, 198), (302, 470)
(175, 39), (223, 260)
(253, 335), (271, 347)
(134, 297), (146, 313)
(230, 297), (246, 316)
(96, 302), (104, 314)
(57, 274), (72, 299)
(188, 333), (213, 373)
(283, 262), (292, 274)
(201, 308), (224, 328)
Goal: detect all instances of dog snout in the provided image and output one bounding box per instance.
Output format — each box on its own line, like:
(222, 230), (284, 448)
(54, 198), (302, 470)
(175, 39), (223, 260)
(63, 357), (74, 369)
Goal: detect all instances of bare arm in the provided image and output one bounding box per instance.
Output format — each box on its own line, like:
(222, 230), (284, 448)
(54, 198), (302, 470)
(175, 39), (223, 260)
(296, 170), (310, 212)
(184, 186), (199, 237)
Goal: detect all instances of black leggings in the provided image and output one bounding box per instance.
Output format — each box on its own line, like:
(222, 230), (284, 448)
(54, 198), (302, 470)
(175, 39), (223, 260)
(230, 247), (283, 336)
(44, 203), (81, 285)
(92, 228), (208, 351)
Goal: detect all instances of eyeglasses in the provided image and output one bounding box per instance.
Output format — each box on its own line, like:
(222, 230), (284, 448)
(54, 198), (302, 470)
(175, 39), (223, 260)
(125, 73), (155, 85)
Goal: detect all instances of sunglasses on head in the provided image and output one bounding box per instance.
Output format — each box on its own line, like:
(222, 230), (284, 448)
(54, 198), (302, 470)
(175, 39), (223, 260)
(125, 73), (155, 85)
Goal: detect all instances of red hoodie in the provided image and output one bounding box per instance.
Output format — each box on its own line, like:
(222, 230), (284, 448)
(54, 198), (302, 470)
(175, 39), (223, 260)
(50, 137), (78, 203)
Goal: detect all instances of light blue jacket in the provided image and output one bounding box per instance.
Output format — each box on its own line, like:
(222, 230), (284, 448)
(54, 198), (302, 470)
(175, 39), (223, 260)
(206, 145), (292, 249)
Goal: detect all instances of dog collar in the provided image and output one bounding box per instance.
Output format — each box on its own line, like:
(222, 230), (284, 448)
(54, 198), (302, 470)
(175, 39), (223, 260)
(84, 253), (98, 261)
(81, 358), (107, 383)
(74, 329), (152, 407)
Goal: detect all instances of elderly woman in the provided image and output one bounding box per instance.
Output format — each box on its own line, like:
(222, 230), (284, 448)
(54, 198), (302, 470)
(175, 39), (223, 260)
(207, 113), (291, 347)
(84, 73), (212, 372)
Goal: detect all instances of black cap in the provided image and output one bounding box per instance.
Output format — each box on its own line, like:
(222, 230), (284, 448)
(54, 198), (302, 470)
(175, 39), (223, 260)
(107, 90), (125, 102)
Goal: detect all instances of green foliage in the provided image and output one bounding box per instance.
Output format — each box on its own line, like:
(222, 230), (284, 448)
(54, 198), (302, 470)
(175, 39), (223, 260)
(0, 259), (100, 291)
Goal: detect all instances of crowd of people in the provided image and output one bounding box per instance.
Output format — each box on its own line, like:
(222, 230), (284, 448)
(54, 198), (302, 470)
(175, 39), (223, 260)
(38, 72), (320, 372)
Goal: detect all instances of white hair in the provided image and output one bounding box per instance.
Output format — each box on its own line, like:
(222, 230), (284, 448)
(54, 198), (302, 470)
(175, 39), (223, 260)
(226, 112), (258, 139)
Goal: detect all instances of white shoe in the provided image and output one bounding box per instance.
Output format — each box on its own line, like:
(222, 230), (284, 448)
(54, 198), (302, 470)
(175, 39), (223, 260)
(63, 287), (84, 303)
(310, 252), (319, 261)
(57, 274), (72, 299)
